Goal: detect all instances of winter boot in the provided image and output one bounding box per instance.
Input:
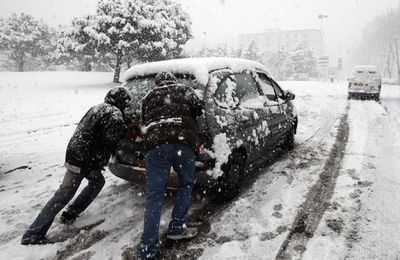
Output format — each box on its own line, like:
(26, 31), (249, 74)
(60, 211), (78, 225)
(21, 235), (54, 245)
(167, 227), (198, 240)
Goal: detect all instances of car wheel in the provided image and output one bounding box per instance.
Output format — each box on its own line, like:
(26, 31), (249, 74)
(348, 93), (352, 100)
(212, 150), (246, 202)
(284, 125), (296, 150)
(374, 95), (380, 101)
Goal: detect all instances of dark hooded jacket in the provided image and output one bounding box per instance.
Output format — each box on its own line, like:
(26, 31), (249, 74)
(65, 87), (132, 174)
(141, 73), (203, 152)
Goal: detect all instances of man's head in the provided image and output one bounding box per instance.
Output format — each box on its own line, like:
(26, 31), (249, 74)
(104, 86), (132, 112)
(155, 71), (177, 87)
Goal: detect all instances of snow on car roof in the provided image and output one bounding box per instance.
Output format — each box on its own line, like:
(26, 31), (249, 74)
(123, 57), (271, 86)
(352, 65), (378, 71)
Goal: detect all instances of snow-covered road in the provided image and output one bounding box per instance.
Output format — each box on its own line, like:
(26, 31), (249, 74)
(304, 86), (400, 260)
(0, 72), (399, 260)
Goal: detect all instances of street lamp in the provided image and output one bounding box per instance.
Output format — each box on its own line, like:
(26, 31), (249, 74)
(318, 14), (328, 55)
(318, 14), (328, 81)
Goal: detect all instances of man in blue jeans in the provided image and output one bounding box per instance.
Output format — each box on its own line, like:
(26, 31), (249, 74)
(137, 72), (204, 259)
(21, 87), (132, 245)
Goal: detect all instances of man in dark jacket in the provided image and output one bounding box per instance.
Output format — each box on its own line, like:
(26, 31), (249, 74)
(21, 86), (132, 245)
(137, 72), (203, 260)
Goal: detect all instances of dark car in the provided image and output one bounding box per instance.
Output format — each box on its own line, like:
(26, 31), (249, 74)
(109, 57), (298, 201)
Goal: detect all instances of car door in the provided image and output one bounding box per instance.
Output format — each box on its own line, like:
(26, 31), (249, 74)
(255, 72), (287, 148)
(270, 78), (294, 139)
(204, 69), (268, 162)
(234, 71), (274, 159)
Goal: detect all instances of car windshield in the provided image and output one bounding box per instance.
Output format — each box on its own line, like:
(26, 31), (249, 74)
(124, 74), (203, 117)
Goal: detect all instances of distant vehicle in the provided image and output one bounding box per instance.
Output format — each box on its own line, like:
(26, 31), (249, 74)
(287, 73), (310, 81)
(109, 57), (298, 201)
(348, 65), (381, 100)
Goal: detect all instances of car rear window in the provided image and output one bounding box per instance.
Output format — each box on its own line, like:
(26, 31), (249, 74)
(124, 74), (202, 117)
(352, 66), (379, 77)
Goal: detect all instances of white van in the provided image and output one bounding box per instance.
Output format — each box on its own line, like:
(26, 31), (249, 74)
(348, 65), (382, 100)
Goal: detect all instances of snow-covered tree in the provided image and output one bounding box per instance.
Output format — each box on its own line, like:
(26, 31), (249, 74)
(58, 0), (191, 82)
(350, 5), (400, 81)
(56, 16), (100, 71)
(266, 49), (289, 80)
(194, 44), (229, 57)
(129, 0), (192, 63)
(385, 8), (400, 81)
(241, 40), (262, 61)
(0, 13), (54, 71)
(265, 47), (317, 80)
(186, 44), (244, 59)
(286, 47), (317, 77)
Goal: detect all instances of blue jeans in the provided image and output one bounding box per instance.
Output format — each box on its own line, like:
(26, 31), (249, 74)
(137, 144), (196, 260)
(22, 169), (105, 240)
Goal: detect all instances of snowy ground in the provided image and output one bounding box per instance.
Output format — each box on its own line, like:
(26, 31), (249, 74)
(0, 72), (400, 260)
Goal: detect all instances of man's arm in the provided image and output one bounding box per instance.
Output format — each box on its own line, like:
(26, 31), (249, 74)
(186, 88), (204, 119)
(140, 97), (147, 125)
(103, 110), (127, 155)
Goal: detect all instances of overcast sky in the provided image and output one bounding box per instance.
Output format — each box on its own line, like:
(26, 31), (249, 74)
(1, 0), (399, 58)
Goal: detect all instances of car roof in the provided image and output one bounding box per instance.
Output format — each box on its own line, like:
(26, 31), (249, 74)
(123, 57), (271, 86)
(352, 65), (378, 72)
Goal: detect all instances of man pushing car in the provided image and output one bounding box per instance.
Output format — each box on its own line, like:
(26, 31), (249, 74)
(21, 86), (132, 245)
(137, 71), (204, 260)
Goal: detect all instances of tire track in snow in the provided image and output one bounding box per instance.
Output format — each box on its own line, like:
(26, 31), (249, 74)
(342, 101), (400, 259)
(275, 104), (350, 260)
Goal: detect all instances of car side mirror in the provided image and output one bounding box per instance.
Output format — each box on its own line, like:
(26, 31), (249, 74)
(285, 91), (295, 100)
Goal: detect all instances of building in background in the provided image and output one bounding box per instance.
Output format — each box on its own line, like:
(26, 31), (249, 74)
(238, 29), (322, 55)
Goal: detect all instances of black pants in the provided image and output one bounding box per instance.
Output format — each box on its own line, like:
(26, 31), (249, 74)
(22, 169), (105, 239)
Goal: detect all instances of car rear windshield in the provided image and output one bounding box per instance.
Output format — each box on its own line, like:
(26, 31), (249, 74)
(352, 66), (378, 76)
(356, 70), (376, 74)
(124, 74), (203, 117)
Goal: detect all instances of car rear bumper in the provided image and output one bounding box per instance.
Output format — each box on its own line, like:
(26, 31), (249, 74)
(349, 90), (380, 94)
(348, 91), (380, 99)
(108, 161), (217, 189)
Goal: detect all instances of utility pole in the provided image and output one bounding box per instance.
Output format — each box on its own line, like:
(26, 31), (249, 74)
(318, 14), (328, 81)
(318, 14), (328, 56)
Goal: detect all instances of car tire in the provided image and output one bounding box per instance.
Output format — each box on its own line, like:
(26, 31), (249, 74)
(212, 150), (246, 202)
(284, 125), (296, 150)
(348, 93), (352, 100)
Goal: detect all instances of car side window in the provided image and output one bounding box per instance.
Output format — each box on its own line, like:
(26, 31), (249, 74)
(234, 72), (261, 103)
(257, 73), (278, 102)
(214, 75), (239, 108)
(271, 80), (286, 101)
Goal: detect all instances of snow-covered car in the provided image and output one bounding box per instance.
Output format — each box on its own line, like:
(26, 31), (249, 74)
(109, 57), (298, 201)
(348, 65), (382, 100)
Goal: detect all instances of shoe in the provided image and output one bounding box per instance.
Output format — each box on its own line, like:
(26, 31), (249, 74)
(60, 211), (77, 225)
(21, 236), (54, 245)
(167, 227), (198, 240)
